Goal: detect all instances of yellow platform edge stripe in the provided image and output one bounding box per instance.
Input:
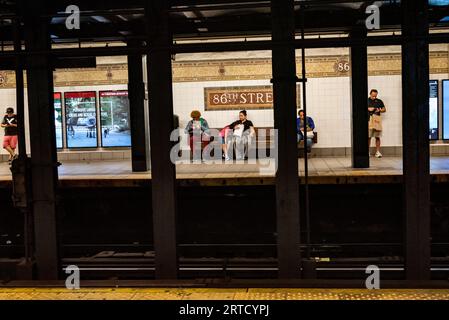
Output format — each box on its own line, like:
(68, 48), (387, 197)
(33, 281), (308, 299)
(0, 288), (449, 300)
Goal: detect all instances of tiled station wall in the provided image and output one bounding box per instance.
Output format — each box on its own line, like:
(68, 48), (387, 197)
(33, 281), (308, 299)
(1, 45), (449, 155)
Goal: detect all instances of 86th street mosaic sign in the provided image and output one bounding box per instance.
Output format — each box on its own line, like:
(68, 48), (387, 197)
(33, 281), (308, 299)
(204, 85), (301, 111)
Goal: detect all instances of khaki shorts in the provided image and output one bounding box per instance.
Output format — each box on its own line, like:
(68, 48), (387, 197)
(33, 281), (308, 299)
(369, 129), (382, 138)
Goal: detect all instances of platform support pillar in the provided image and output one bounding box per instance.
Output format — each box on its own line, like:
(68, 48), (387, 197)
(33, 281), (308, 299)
(271, 0), (302, 279)
(402, 0), (431, 281)
(350, 28), (369, 168)
(128, 40), (150, 172)
(145, 1), (178, 279)
(23, 1), (59, 280)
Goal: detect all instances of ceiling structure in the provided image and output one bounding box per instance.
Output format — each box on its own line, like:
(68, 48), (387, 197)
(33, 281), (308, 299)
(0, 0), (447, 47)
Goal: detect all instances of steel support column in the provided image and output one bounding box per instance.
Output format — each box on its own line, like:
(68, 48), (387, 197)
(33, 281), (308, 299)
(401, 0), (431, 280)
(145, 1), (178, 279)
(271, 0), (302, 279)
(13, 19), (26, 158)
(350, 28), (369, 168)
(128, 40), (150, 172)
(22, 3), (59, 280)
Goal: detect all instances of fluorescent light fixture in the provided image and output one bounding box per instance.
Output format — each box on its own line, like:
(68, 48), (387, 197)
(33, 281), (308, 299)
(429, 0), (449, 5)
(183, 12), (198, 19)
(91, 15), (110, 23)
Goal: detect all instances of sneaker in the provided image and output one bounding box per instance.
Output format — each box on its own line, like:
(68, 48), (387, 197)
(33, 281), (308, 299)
(375, 151), (382, 158)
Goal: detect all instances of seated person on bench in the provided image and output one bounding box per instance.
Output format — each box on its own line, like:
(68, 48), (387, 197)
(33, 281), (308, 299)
(297, 110), (316, 153)
(229, 110), (255, 160)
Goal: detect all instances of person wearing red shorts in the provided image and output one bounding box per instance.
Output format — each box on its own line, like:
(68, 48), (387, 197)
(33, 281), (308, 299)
(1, 107), (18, 164)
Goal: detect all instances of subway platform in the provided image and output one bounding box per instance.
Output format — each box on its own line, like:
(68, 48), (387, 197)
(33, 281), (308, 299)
(1, 156), (449, 187)
(0, 0), (447, 291)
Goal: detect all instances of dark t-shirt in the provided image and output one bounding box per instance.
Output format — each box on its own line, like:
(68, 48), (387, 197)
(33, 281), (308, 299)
(229, 119), (254, 132)
(173, 114), (179, 130)
(2, 115), (18, 136)
(368, 98), (385, 116)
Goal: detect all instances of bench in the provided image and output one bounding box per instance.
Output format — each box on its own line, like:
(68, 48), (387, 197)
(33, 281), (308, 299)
(212, 127), (318, 158)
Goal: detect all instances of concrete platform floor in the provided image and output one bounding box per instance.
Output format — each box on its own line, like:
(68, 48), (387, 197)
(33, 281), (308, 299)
(0, 156), (449, 186)
(0, 288), (448, 300)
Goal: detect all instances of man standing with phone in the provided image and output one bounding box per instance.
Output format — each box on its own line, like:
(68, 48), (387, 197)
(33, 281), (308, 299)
(368, 89), (386, 158)
(1, 107), (18, 164)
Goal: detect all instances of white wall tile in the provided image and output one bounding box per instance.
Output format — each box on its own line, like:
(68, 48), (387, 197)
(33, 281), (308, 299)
(1, 73), (446, 154)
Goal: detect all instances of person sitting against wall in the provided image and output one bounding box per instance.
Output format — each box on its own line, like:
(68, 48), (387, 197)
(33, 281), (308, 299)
(185, 110), (210, 162)
(297, 110), (316, 153)
(229, 110), (255, 161)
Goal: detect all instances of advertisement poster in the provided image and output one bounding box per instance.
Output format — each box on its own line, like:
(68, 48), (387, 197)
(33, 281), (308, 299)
(443, 80), (449, 140)
(99, 91), (131, 147)
(54, 92), (63, 148)
(65, 91), (98, 148)
(429, 80), (439, 140)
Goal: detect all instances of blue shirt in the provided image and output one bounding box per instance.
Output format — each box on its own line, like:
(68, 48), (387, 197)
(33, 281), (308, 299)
(296, 116), (315, 137)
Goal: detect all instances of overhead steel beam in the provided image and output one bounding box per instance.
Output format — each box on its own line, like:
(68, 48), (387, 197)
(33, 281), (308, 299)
(0, 56), (96, 70)
(3, 33), (449, 58)
(53, 56), (97, 68)
(170, 0), (370, 8)
(1, 30), (449, 61)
